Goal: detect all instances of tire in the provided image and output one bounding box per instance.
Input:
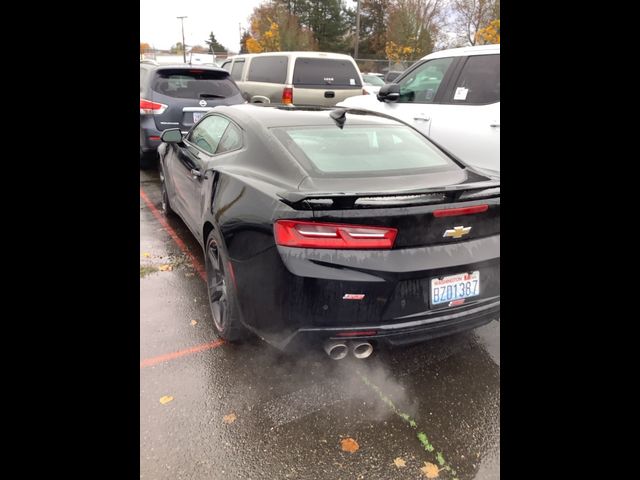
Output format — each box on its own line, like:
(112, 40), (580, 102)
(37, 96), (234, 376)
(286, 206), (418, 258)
(205, 230), (248, 342)
(159, 162), (175, 216)
(140, 148), (157, 170)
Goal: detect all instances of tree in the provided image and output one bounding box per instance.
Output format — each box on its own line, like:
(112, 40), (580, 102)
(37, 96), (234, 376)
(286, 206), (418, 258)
(358, 0), (392, 57)
(247, 2), (316, 52)
(140, 42), (151, 54)
(450, 0), (498, 46)
(475, 19), (499, 44)
(240, 31), (252, 54)
(170, 42), (184, 54)
(205, 32), (227, 54)
(385, 0), (443, 61)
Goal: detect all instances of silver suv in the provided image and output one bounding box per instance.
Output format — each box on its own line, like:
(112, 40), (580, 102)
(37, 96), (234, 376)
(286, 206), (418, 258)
(221, 52), (364, 107)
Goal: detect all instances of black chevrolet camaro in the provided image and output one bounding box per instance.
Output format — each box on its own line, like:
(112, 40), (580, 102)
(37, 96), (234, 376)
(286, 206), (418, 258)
(158, 104), (500, 359)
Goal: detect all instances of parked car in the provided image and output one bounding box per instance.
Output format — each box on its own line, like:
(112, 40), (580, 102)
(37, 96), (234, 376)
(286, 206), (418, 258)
(220, 51), (364, 107)
(140, 62), (245, 168)
(383, 70), (403, 83)
(362, 73), (385, 95)
(158, 104), (500, 357)
(338, 45), (500, 172)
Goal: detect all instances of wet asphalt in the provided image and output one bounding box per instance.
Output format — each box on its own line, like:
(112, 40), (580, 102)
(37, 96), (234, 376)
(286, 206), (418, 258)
(140, 167), (500, 480)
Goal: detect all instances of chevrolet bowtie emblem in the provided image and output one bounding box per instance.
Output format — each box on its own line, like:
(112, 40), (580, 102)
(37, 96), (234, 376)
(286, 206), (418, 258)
(443, 226), (472, 239)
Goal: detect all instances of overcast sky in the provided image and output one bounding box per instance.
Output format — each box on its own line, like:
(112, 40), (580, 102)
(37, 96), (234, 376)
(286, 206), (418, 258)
(140, 0), (264, 53)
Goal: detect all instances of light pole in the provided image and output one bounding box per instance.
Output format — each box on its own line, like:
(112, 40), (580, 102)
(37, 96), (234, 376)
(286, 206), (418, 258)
(177, 16), (187, 63)
(354, 0), (361, 59)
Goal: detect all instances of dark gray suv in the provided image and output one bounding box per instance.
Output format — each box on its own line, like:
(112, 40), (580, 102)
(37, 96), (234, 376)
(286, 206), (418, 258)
(140, 62), (244, 168)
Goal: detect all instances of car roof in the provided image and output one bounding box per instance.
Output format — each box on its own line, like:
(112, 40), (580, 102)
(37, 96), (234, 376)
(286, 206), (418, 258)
(144, 63), (229, 73)
(420, 44), (500, 60)
(213, 104), (403, 129)
(227, 51), (355, 61)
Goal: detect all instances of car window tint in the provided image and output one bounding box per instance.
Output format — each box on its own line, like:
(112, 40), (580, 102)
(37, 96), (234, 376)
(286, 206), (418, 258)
(398, 57), (454, 103)
(216, 123), (243, 154)
(231, 60), (245, 81)
(275, 125), (455, 175)
(187, 116), (230, 155)
(247, 56), (288, 83)
(450, 54), (500, 104)
(152, 69), (240, 99)
(293, 58), (362, 88)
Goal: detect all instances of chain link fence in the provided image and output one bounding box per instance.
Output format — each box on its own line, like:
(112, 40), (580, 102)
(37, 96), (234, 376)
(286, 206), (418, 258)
(354, 58), (418, 76)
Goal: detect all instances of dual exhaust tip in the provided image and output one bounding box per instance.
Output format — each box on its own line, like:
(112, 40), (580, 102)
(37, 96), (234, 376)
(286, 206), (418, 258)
(324, 340), (374, 360)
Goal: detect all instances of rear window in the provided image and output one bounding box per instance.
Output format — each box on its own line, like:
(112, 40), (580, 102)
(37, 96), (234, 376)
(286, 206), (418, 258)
(274, 125), (455, 175)
(152, 69), (240, 99)
(247, 56), (288, 84)
(293, 58), (362, 88)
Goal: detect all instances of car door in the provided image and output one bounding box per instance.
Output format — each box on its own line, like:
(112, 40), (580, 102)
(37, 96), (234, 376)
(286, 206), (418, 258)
(170, 115), (232, 235)
(376, 57), (458, 136)
(427, 53), (500, 171)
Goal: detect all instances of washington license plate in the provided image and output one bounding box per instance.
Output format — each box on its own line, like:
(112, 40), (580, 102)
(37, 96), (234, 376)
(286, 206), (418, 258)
(431, 271), (480, 305)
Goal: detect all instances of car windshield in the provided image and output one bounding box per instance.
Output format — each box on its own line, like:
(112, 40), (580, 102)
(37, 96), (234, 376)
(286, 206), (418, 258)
(363, 75), (385, 86)
(273, 124), (456, 175)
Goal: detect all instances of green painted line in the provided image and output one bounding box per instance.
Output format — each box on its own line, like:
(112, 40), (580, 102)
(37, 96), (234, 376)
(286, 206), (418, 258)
(357, 369), (458, 479)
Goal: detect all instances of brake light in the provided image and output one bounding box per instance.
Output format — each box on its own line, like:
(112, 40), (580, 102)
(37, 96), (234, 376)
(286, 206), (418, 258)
(274, 220), (397, 249)
(140, 99), (168, 115)
(433, 204), (489, 217)
(282, 87), (293, 104)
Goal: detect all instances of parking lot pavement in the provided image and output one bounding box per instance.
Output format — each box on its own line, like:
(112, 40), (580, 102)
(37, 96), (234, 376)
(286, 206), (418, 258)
(140, 167), (500, 480)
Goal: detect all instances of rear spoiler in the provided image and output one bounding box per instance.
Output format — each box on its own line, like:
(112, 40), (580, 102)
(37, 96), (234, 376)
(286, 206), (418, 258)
(277, 181), (500, 209)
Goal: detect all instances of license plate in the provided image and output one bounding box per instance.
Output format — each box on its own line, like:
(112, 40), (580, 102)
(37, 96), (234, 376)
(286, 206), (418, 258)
(431, 271), (480, 306)
(193, 112), (205, 123)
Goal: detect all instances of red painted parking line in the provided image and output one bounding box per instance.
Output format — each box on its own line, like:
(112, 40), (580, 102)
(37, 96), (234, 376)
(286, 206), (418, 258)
(140, 186), (224, 368)
(139, 188), (206, 281)
(140, 339), (225, 368)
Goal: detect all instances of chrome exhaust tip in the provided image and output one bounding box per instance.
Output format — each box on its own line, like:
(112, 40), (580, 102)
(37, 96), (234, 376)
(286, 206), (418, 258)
(324, 340), (348, 360)
(350, 341), (374, 359)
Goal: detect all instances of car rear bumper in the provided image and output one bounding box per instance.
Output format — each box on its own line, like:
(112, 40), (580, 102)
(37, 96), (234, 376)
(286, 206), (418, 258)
(274, 298), (499, 350)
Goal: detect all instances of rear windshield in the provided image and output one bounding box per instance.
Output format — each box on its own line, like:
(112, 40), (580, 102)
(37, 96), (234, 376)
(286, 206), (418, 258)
(152, 69), (240, 99)
(293, 58), (362, 88)
(273, 125), (455, 175)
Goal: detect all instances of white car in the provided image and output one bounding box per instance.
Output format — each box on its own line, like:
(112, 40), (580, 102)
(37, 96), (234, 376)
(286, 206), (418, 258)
(338, 45), (500, 172)
(362, 73), (385, 95)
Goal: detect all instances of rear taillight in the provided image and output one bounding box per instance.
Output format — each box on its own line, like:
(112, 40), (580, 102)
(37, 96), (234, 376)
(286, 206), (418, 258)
(282, 87), (293, 105)
(274, 220), (397, 249)
(140, 98), (168, 115)
(433, 204), (489, 217)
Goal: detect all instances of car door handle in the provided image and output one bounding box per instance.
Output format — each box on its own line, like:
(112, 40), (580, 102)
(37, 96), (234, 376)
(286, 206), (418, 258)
(190, 168), (203, 179)
(413, 116), (430, 122)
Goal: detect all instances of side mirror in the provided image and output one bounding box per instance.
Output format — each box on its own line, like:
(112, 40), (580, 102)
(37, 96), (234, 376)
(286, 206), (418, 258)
(160, 128), (183, 143)
(377, 83), (400, 103)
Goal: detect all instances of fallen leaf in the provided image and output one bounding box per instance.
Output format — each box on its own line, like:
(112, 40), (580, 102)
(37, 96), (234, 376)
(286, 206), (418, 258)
(142, 252), (151, 258)
(159, 264), (173, 272)
(190, 320), (198, 326)
(223, 413), (237, 424)
(340, 437), (359, 453)
(393, 457), (407, 468)
(421, 462), (440, 478)
(159, 395), (174, 405)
